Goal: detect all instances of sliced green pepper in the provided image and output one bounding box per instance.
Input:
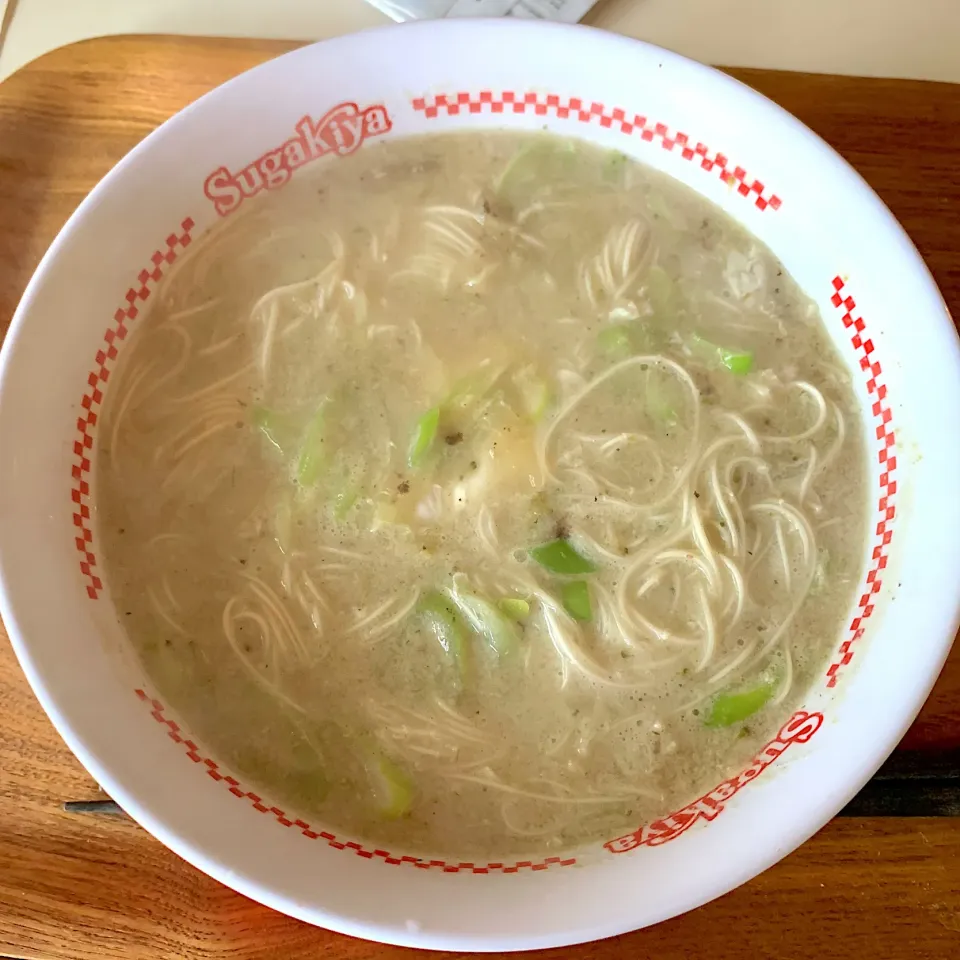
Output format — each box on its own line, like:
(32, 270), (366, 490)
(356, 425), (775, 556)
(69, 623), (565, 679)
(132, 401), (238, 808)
(704, 680), (776, 727)
(444, 364), (505, 414)
(407, 406), (440, 470)
(690, 334), (753, 376)
(720, 350), (754, 375)
(529, 538), (597, 575)
(561, 581), (592, 622)
(332, 487), (358, 520)
(418, 590), (469, 687)
(493, 138), (577, 206)
(363, 749), (414, 819)
(498, 597), (530, 621)
(296, 399), (329, 487)
(597, 324), (634, 359)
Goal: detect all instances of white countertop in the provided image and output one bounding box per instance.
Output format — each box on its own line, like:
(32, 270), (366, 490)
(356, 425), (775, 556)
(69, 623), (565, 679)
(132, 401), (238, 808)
(1, 0), (959, 83)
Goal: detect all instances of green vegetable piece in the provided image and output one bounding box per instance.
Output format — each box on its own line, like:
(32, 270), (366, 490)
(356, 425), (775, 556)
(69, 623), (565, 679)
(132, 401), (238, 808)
(529, 538), (597, 575)
(561, 581), (592, 622)
(512, 366), (551, 422)
(363, 750), (415, 820)
(449, 590), (519, 657)
(296, 400), (329, 487)
(333, 487), (358, 520)
(690, 334), (754, 376)
(498, 597), (530, 621)
(720, 349), (754, 375)
(408, 406), (440, 470)
(704, 681), (776, 728)
(444, 364), (505, 414)
(418, 590), (469, 686)
(493, 138), (577, 205)
(597, 324), (634, 359)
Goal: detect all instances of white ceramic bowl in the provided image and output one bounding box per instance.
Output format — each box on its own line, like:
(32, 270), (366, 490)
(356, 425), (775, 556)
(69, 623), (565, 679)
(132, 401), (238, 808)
(1, 19), (959, 951)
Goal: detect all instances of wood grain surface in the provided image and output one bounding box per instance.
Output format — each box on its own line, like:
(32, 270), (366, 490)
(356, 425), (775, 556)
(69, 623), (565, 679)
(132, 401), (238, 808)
(1, 35), (958, 960)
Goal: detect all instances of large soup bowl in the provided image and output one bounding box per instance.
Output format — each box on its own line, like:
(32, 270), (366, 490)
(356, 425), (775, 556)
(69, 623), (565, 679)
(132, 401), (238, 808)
(1, 19), (958, 951)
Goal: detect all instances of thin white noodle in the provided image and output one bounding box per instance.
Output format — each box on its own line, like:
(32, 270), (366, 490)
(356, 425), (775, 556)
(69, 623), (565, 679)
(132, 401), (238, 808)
(168, 363), (254, 407)
(447, 771), (660, 805)
(146, 586), (185, 635)
(222, 598), (307, 716)
(167, 298), (222, 322)
(537, 355), (701, 505)
(758, 381), (828, 443)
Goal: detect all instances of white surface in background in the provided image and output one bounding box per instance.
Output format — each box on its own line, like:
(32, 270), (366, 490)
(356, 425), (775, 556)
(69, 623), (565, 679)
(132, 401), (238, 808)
(1, 0), (959, 82)
(0, 1), (12, 44)
(366, 0), (597, 21)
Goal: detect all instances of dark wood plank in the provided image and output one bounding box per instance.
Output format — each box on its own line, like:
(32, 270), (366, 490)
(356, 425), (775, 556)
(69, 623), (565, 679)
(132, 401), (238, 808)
(838, 750), (960, 816)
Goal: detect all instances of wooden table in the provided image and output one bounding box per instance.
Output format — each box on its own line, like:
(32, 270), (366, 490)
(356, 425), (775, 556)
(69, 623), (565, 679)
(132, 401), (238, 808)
(1, 35), (958, 960)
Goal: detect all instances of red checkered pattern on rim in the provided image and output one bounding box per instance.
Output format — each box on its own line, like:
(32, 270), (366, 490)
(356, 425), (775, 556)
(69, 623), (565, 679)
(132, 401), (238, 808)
(411, 91), (782, 211)
(824, 276), (896, 687)
(71, 218), (195, 599)
(135, 690), (576, 873)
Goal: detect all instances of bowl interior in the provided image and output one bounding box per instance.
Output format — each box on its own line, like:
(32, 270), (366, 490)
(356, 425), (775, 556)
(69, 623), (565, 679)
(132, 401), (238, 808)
(1, 19), (959, 951)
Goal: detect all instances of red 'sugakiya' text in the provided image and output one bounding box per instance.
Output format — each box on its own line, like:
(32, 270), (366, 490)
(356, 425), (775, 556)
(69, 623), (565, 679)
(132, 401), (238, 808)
(604, 710), (824, 852)
(203, 101), (392, 217)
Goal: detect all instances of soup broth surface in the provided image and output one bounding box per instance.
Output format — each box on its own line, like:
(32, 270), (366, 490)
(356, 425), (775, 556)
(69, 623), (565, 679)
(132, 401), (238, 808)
(98, 132), (866, 857)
